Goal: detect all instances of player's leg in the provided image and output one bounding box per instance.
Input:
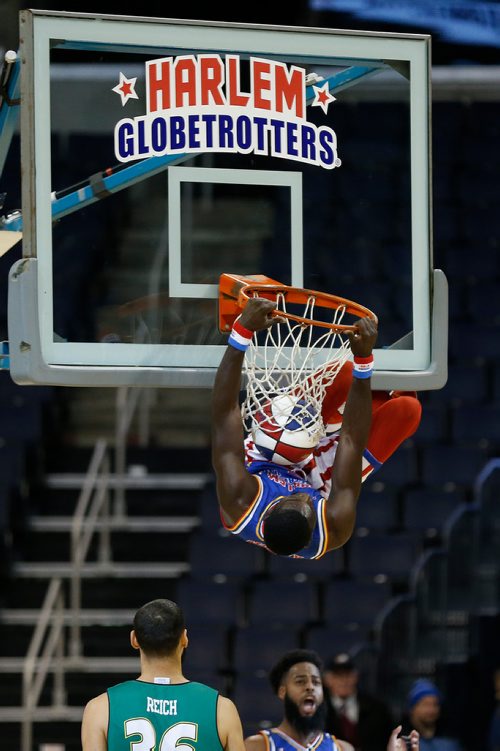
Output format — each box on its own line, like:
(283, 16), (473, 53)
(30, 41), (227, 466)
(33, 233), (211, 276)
(320, 361), (354, 433)
(302, 390), (421, 493)
(318, 364), (421, 481)
(306, 359), (421, 486)
(321, 364), (417, 428)
(361, 394), (422, 481)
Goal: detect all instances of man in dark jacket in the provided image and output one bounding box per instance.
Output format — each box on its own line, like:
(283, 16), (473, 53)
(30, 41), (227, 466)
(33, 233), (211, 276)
(323, 654), (394, 751)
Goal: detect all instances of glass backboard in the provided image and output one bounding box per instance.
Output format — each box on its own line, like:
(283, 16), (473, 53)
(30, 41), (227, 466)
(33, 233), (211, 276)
(7, 10), (447, 388)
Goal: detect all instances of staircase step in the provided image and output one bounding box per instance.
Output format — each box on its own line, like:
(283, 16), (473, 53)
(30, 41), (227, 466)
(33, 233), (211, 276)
(3, 576), (179, 610)
(33, 486), (204, 516)
(61, 388), (213, 447)
(13, 561), (189, 578)
(0, 715), (83, 751)
(32, 466), (209, 516)
(44, 473), (209, 491)
(44, 445), (211, 474)
(33, 488), (202, 520)
(20, 528), (191, 563)
(0, 656), (138, 671)
(1, 608), (136, 625)
(45, 444), (212, 475)
(0, 620), (170, 660)
(30, 515), (199, 533)
(62, 426), (212, 448)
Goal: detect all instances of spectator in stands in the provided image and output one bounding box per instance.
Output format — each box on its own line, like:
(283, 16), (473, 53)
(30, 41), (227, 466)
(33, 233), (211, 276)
(81, 598), (245, 751)
(487, 668), (500, 751)
(244, 649), (418, 751)
(323, 653), (394, 751)
(402, 679), (463, 751)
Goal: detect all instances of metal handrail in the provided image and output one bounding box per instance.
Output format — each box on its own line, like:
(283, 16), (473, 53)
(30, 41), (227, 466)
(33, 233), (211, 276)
(115, 385), (156, 516)
(473, 457), (500, 503)
(22, 577), (65, 751)
(113, 228), (166, 518)
(70, 438), (111, 659)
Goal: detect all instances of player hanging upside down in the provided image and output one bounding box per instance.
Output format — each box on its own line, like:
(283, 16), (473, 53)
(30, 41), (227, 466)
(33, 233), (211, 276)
(211, 297), (421, 559)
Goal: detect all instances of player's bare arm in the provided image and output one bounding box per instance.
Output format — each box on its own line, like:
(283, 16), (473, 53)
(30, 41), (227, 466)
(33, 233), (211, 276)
(336, 741), (355, 751)
(217, 695), (247, 751)
(244, 733), (267, 751)
(81, 692), (108, 751)
(324, 316), (378, 551)
(211, 297), (283, 524)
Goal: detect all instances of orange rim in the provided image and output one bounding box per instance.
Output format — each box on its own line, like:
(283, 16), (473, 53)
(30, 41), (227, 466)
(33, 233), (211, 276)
(238, 282), (377, 332)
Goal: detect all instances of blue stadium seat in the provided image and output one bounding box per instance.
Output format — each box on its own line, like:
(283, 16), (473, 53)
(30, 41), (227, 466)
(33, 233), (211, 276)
(338, 281), (393, 321)
(347, 530), (419, 583)
(456, 171), (498, 208)
(0, 374), (54, 404)
(183, 669), (227, 694)
(424, 362), (487, 406)
(461, 209), (498, 244)
(343, 206), (397, 245)
(0, 443), (26, 489)
(232, 625), (300, 674)
(188, 532), (266, 581)
(461, 102), (500, 142)
(402, 487), (464, 536)
(181, 623), (230, 673)
(433, 202), (461, 245)
(232, 673), (282, 733)
(0, 403), (43, 443)
(344, 138), (406, 170)
(0, 485), (11, 530)
(356, 484), (398, 532)
(412, 403), (448, 445)
(337, 166), (401, 204)
(421, 444), (488, 487)
(371, 443), (418, 486)
(492, 362), (500, 404)
(267, 549), (344, 580)
(444, 278), (466, 323)
(246, 579), (319, 626)
(176, 578), (244, 626)
(444, 245), (498, 281)
(356, 103), (409, 140)
(378, 242), (412, 284)
(451, 405), (500, 447)
(393, 281), (416, 322)
(465, 282), (500, 323)
(322, 578), (392, 627)
(433, 103), (465, 156)
(196, 481), (226, 533)
(304, 624), (367, 657)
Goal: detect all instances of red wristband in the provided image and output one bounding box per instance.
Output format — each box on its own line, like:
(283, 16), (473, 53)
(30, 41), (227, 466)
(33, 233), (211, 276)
(353, 355), (374, 364)
(233, 317), (254, 338)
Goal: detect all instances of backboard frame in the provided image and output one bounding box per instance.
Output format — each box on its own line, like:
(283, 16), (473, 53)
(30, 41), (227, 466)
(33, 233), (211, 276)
(7, 9), (447, 389)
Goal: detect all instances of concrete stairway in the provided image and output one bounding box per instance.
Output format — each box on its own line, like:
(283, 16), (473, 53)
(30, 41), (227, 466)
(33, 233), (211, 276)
(0, 444), (210, 750)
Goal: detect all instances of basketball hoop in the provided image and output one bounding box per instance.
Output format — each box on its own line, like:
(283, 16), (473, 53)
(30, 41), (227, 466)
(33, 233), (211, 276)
(218, 273), (377, 440)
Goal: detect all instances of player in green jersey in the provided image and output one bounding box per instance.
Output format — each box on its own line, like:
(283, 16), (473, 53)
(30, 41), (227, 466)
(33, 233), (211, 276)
(81, 598), (245, 751)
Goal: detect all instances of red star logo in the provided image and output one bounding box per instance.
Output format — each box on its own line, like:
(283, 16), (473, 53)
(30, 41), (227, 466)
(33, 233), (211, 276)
(112, 72), (139, 106)
(311, 82), (336, 115)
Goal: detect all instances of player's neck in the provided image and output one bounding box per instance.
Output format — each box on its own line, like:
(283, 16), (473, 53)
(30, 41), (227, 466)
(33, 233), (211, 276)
(138, 656), (186, 684)
(277, 720), (320, 748)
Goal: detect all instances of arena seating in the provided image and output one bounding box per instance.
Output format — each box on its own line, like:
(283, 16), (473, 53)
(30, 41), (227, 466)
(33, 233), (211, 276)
(1, 98), (500, 750)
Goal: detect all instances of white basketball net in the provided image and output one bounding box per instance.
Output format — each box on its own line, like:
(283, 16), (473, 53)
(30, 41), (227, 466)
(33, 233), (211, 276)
(241, 292), (352, 441)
